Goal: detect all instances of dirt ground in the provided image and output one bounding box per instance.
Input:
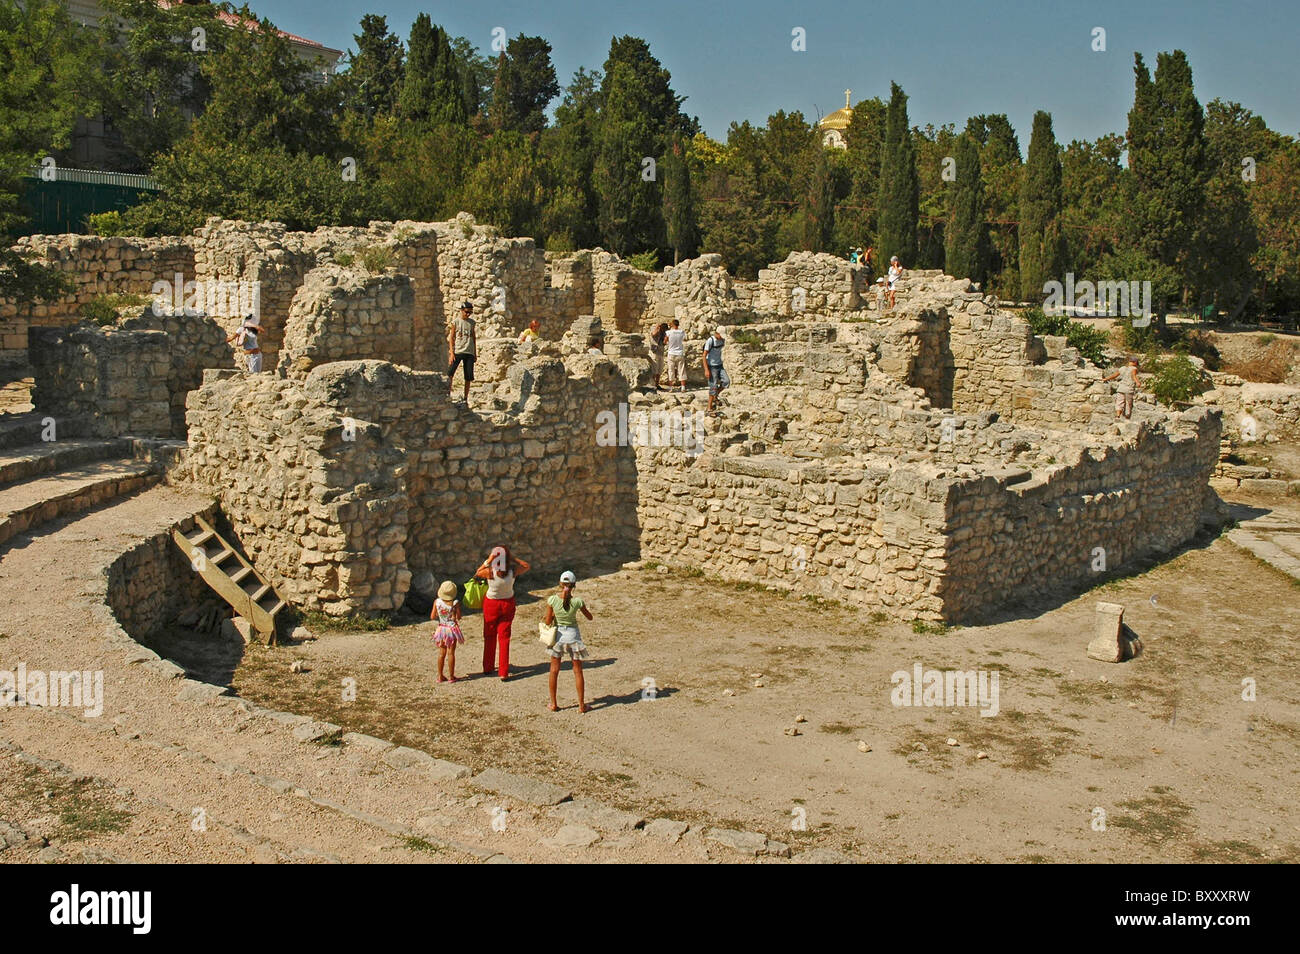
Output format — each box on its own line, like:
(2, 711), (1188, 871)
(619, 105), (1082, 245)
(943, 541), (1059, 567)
(191, 498), (1300, 864)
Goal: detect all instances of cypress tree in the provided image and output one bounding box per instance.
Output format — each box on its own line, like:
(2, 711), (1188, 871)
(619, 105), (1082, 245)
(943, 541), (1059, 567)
(490, 51), (520, 132)
(876, 82), (919, 267)
(428, 27), (467, 126)
(397, 13), (437, 122)
(593, 36), (683, 255)
(662, 134), (697, 264)
(1126, 50), (1209, 323)
(1018, 110), (1066, 301)
(945, 132), (989, 285)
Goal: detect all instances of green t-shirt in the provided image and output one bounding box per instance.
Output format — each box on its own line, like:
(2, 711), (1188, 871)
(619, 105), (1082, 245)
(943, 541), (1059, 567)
(547, 593), (585, 628)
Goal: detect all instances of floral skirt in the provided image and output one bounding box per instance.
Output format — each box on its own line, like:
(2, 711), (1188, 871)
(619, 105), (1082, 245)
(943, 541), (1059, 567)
(433, 623), (464, 647)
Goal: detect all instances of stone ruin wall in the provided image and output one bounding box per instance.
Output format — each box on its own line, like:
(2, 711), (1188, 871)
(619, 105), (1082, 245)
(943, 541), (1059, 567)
(8, 219), (1230, 624)
(28, 324), (173, 438)
(0, 235), (194, 365)
(179, 356), (639, 615)
(939, 406), (1221, 619)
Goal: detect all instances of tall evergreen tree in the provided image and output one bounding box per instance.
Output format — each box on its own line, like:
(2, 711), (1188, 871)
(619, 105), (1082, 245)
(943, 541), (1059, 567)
(1018, 110), (1066, 301)
(876, 82), (919, 267)
(831, 96), (886, 253)
(490, 35), (558, 135)
(800, 144), (836, 252)
(1126, 50), (1210, 324)
(429, 27), (468, 126)
(662, 133), (697, 263)
(944, 132), (989, 285)
(344, 14), (404, 119)
(490, 51), (521, 132)
(965, 114), (1021, 295)
(540, 67), (602, 250)
(593, 36), (686, 255)
(397, 14), (437, 122)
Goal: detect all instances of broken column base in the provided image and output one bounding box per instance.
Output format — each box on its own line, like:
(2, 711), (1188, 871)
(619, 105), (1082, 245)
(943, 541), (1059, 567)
(1087, 601), (1142, 662)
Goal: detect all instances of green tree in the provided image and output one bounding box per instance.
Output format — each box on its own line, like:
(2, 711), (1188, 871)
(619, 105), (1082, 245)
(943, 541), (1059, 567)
(915, 122), (957, 267)
(192, 6), (334, 154)
(97, 0), (229, 171)
(447, 35), (493, 119)
(1194, 100), (1264, 318)
(593, 36), (686, 255)
(662, 134), (697, 263)
(832, 95), (886, 254)
(457, 132), (542, 237)
(342, 14), (404, 119)
(1018, 110), (1066, 302)
(944, 132), (989, 284)
(1060, 134), (1125, 278)
(540, 67), (602, 250)
(965, 114), (1021, 297)
(489, 35), (558, 135)
(1126, 50), (1209, 327)
(0, 0), (97, 299)
(397, 15), (465, 125)
(876, 82), (919, 268)
(698, 165), (769, 279)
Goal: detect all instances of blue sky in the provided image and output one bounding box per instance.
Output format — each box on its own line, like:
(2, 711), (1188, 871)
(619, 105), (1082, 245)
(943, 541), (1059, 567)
(258, 0), (1298, 150)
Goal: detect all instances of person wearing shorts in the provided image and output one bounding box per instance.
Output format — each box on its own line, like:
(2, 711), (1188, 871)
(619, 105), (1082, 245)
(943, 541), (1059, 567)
(447, 301), (476, 403)
(544, 570), (593, 713)
(1104, 357), (1140, 420)
(665, 319), (686, 390)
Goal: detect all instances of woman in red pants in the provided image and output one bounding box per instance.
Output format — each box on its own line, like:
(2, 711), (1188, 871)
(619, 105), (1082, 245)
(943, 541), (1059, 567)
(475, 545), (530, 680)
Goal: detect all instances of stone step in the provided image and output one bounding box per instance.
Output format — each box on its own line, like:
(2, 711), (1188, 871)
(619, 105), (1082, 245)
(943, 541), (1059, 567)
(0, 438), (132, 489)
(0, 411), (94, 450)
(0, 459), (160, 548)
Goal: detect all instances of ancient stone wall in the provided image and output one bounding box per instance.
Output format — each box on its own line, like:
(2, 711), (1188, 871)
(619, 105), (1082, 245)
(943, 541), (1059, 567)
(118, 308), (230, 436)
(106, 505), (217, 638)
(590, 252), (652, 331)
(179, 357), (639, 615)
(28, 324), (172, 437)
(277, 266), (415, 377)
(0, 235), (193, 365)
(754, 252), (867, 318)
(634, 450), (948, 619)
(939, 407), (1221, 619)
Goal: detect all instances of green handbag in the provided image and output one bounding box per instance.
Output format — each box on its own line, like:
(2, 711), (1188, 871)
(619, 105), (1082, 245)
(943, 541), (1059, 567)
(462, 577), (487, 610)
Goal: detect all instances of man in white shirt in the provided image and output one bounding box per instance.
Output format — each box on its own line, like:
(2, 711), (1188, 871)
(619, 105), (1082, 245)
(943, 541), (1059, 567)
(665, 318), (686, 391)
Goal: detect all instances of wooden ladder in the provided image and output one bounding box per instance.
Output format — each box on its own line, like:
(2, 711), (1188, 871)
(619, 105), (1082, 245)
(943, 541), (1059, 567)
(172, 515), (286, 643)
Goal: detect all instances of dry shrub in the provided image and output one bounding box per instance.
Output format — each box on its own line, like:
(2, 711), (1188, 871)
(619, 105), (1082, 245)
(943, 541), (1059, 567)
(1223, 341), (1294, 383)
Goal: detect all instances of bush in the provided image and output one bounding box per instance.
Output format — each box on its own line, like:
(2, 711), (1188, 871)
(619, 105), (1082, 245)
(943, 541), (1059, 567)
(730, 329), (765, 348)
(87, 211), (131, 237)
(627, 250), (659, 272)
(332, 251), (356, 267)
(1022, 307), (1109, 366)
(1114, 316), (1158, 353)
(1223, 341), (1293, 383)
(78, 293), (150, 327)
(1147, 354), (1203, 406)
(360, 245), (395, 272)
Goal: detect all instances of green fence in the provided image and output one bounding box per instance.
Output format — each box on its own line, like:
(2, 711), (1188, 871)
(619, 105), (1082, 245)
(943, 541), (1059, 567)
(18, 167), (160, 235)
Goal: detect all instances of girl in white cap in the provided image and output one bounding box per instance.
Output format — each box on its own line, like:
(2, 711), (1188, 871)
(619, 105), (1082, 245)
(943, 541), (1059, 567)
(431, 580), (464, 683)
(543, 571), (594, 713)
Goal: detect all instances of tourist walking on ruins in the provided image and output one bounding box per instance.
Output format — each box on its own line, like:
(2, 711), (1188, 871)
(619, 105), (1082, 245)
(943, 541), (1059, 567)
(447, 301), (477, 403)
(666, 318), (687, 390)
(887, 256), (904, 309)
(518, 319), (541, 343)
(543, 571), (593, 713)
(432, 581), (465, 683)
(863, 245), (876, 282)
(226, 315), (263, 373)
(1104, 357), (1141, 420)
(649, 322), (669, 390)
(703, 327), (728, 415)
(476, 546), (530, 680)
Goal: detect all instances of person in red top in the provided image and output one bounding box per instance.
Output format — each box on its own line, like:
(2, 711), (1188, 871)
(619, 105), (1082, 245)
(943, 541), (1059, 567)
(474, 545), (530, 680)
